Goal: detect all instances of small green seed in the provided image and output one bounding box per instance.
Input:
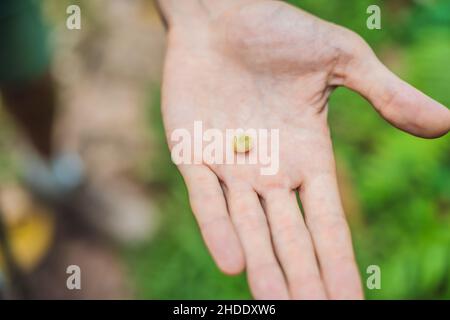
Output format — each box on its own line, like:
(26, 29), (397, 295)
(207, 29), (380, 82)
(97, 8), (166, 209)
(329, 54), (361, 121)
(234, 134), (253, 153)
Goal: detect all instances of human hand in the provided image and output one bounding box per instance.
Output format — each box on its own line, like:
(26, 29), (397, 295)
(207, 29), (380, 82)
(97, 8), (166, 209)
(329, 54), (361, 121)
(159, 0), (450, 299)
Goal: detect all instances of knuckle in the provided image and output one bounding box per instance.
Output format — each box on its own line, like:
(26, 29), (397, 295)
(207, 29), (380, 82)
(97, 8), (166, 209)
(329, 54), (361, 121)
(197, 214), (228, 231)
(308, 213), (349, 240)
(232, 210), (265, 233)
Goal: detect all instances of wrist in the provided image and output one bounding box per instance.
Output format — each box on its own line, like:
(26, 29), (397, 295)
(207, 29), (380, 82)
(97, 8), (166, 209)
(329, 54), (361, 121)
(156, 0), (203, 30)
(156, 0), (261, 30)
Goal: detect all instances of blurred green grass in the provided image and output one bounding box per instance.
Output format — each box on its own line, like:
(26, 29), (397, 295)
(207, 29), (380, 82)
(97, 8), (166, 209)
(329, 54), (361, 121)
(124, 0), (450, 299)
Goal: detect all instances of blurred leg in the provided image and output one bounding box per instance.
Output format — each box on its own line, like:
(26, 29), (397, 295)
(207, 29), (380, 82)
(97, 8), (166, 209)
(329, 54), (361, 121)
(1, 73), (56, 159)
(0, 0), (54, 159)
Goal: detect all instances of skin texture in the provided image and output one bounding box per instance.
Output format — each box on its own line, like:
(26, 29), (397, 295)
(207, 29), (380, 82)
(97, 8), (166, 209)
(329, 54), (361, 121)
(159, 0), (450, 299)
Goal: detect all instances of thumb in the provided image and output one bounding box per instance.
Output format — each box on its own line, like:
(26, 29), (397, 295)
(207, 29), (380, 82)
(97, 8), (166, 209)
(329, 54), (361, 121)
(342, 39), (450, 139)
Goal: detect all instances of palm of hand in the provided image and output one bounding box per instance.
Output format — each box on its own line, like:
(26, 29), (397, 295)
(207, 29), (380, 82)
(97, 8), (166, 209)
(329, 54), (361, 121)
(161, 1), (450, 299)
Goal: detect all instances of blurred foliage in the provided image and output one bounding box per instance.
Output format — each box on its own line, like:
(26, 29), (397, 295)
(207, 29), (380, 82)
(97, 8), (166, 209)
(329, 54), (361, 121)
(125, 0), (450, 300)
(323, 0), (450, 299)
(0, 112), (19, 183)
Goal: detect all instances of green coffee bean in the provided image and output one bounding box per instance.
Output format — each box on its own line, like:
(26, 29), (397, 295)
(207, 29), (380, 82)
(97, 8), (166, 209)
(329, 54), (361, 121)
(234, 134), (253, 153)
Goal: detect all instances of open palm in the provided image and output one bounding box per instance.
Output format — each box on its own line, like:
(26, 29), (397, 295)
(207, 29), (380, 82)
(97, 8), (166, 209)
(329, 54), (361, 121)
(160, 0), (450, 299)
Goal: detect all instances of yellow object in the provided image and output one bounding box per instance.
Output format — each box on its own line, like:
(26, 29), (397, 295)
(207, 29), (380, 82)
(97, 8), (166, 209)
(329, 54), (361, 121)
(234, 134), (253, 153)
(0, 185), (55, 273)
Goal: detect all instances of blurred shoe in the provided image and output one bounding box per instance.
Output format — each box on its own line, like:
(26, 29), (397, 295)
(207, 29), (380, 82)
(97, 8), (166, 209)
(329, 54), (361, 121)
(70, 177), (158, 244)
(19, 151), (158, 245)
